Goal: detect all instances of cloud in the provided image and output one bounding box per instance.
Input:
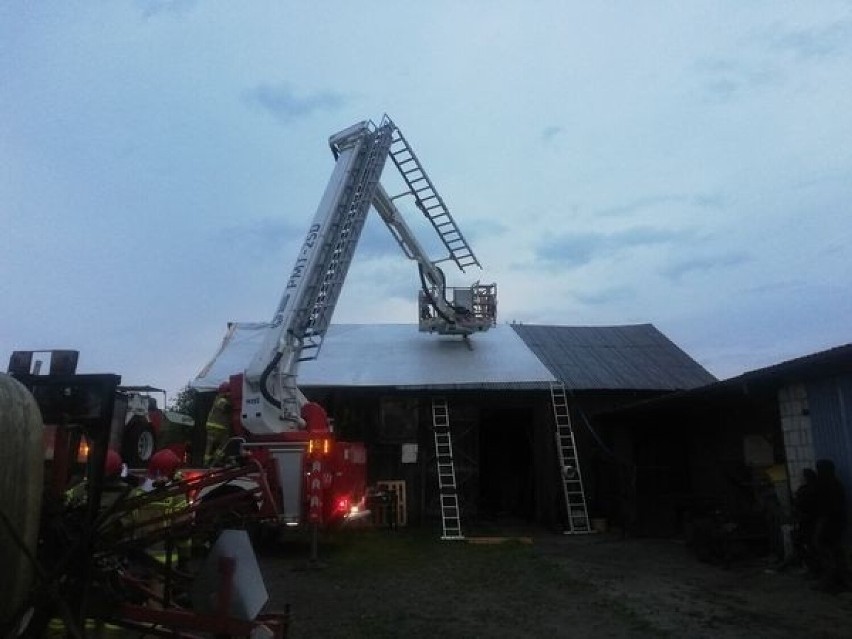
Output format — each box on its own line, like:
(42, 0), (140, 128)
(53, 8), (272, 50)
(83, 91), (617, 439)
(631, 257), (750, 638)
(137, 0), (197, 19)
(660, 251), (751, 283)
(540, 126), (563, 143)
(464, 219), (509, 242)
(690, 20), (851, 103)
(536, 232), (604, 268)
(770, 21), (852, 60)
(352, 215), (401, 259)
(536, 226), (693, 269)
(574, 286), (636, 307)
(218, 217), (304, 258)
(692, 58), (779, 103)
(242, 84), (347, 125)
(741, 279), (803, 296)
(597, 193), (725, 218)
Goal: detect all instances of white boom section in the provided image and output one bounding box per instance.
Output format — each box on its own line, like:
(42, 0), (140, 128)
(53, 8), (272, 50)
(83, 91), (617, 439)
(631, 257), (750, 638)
(373, 186), (495, 336)
(242, 119), (394, 434)
(381, 123), (496, 335)
(242, 115), (496, 436)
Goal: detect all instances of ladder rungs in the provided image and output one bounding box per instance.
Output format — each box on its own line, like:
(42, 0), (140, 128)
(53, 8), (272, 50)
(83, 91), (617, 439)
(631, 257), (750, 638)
(433, 396), (463, 541)
(552, 382), (593, 536)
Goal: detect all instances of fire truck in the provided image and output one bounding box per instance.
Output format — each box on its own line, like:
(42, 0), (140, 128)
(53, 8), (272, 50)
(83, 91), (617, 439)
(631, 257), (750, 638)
(0, 115), (495, 636)
(192, 115), (497, 529)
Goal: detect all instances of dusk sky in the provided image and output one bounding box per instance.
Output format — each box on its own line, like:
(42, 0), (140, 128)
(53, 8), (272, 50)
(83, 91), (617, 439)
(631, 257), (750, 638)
(2, 1), (851, 401)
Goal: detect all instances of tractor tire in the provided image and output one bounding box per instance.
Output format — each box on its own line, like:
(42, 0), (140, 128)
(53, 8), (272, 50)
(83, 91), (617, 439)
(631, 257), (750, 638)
(0, 374), (43, 626)
(122, 417), (156, 467)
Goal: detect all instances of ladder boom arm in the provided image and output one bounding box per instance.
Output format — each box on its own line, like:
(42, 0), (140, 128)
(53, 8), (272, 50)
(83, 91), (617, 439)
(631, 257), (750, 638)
(242, 120), (394, 434)
(372, 185), (458, 322)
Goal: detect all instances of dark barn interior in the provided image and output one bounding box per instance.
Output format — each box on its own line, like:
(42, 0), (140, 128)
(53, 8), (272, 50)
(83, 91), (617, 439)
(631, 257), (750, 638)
(307, 386), (670, 533)
(478, 406), (534, 521)
(310, 388), (557, 530)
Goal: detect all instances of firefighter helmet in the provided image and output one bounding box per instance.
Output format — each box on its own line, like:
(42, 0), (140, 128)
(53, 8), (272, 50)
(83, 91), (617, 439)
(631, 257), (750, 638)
(104, 449), (123, 478)
(147, 448), (182, 480)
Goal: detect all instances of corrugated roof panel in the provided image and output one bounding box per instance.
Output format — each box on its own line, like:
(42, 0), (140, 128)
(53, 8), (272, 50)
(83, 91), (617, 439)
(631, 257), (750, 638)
(808, 374), (852, 520)
(191, 323), (557, 391)
(511, 324), (716, 391)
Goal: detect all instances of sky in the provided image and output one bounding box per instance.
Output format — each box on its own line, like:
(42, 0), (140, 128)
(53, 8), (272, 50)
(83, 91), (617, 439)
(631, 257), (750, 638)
(2, 1), (851, 402)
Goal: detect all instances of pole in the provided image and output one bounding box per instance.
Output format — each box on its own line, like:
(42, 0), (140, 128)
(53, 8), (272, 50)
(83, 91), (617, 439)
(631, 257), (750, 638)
(310, 523), (318, 564)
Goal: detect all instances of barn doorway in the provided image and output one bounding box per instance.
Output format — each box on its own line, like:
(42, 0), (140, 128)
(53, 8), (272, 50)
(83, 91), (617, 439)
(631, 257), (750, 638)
(478, 407), (535, 521)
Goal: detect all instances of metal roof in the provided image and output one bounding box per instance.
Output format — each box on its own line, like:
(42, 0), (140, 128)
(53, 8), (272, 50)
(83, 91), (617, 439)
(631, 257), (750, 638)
(191, 323), (557, 392)
(734, 342), (852, 386)
(598, 343), (852, 418)
(511, 323), (716, 391)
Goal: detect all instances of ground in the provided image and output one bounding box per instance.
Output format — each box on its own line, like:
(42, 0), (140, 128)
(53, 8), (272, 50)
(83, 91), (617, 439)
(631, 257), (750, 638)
(257, 524), (852, 639)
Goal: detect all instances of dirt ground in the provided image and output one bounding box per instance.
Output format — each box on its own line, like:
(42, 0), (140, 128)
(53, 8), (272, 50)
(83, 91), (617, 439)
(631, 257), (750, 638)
(257, 525), (852, 639)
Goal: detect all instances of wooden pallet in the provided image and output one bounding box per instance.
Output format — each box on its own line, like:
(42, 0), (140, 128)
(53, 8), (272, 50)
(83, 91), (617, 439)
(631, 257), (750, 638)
(375, 480), (407, 527)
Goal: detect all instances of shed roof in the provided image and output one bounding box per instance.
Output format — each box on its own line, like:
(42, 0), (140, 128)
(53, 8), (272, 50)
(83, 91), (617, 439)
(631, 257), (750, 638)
(734, 342), (852, 386)
(191, 322), (557, 392)
(599, 343), (852, 419)
(511, 323), (716, 391)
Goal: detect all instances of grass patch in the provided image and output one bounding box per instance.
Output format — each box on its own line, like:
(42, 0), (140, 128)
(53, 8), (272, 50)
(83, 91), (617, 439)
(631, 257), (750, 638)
(264, 528), (666, 638)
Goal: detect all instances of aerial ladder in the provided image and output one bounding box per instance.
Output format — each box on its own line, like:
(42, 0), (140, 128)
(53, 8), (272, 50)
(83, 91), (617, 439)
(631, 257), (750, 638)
(230, 115), (496, 527)
(242, 115), (496, 434)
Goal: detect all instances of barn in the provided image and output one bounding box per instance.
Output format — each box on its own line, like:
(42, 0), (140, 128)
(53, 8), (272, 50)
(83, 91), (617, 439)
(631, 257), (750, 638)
(192, 322), (715, 532)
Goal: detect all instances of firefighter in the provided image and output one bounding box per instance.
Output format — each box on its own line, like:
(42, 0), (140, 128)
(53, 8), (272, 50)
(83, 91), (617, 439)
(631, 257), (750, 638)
(145, 448), (183, 484)
(812, 459), (848, 592)
(64, 449), (127, 508)
(100, 449), (131, 508)
(137, 449), (192, 570)
(205, 381), (233, 466)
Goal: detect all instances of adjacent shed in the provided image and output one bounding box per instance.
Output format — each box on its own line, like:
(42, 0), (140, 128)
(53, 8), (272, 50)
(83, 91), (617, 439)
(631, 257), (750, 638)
(597, 343), (852, 553)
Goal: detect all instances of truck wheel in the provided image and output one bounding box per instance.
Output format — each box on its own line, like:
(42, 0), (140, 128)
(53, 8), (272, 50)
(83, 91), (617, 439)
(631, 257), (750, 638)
(123, 418), (155, 467)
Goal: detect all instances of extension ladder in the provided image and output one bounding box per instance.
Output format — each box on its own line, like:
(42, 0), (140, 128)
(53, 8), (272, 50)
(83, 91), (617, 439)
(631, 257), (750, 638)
(386, 124), (480, 272)
(432, 397), (464, 540)
(550, 382), (593, 534)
